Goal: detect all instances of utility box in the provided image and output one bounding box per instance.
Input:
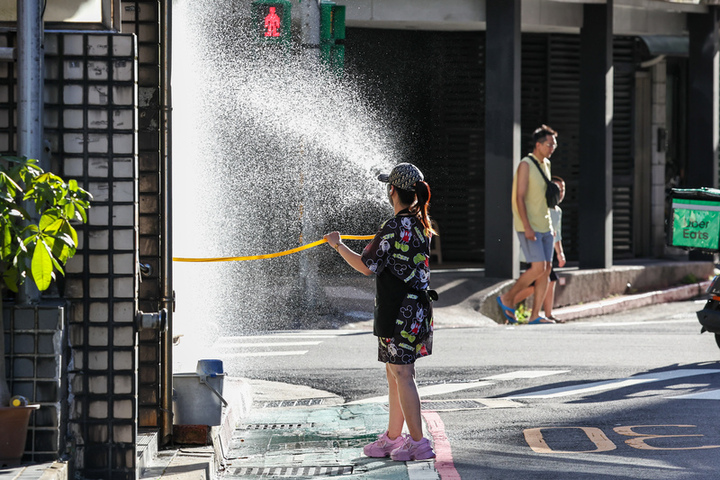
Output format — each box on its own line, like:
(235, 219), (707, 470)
(669, 187), (720, 251)
(173, 359), (227, 426)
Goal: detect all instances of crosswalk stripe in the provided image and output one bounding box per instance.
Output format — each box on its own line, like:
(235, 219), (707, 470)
(671, 389), (720, 400)
(220, 350), (309, 358)
(217, 341), (322, 348)
(509, 369), (720, 399)
(484, 370), (569, 381)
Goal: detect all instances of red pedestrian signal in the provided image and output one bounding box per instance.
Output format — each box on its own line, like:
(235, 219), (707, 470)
(264, 7), (281, 37)
(251, 1), (292, 46)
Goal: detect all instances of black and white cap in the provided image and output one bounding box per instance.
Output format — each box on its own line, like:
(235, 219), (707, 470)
(377, 163), (424, 192)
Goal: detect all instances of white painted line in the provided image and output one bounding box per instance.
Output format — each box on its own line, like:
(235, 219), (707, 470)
(575, 319), (695, 327)
(216, 341), (322, 348)
(509, 369), (720, 399)
(434, 279), (468, 295)
(671, 389), (720, 400)
(407, 460), (440, 480)
(220, 350), (309, 358)
(215, 335), (338, 343)
(476, 398), (525, 408)
(484, 370), (569, 381)
(418, 381), (495, 397)
(347, 381), (494, 405)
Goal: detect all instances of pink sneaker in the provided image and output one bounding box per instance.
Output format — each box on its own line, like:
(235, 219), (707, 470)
(363, 432), (405, 458)
(390, 436), (436, 461)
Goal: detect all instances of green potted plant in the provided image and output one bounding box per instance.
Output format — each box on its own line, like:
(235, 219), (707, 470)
(0, 156), (91, 466)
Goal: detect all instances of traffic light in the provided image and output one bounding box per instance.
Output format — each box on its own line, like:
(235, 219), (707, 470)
(319, 1), (345, 75)
(251, 0), (292, 47)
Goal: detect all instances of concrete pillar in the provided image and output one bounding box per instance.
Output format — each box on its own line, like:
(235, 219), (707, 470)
(484, 0), (521, 279)
(686, 9), (719, 189)
(579, 1), (613, 269)
(651, 62), (668, 257)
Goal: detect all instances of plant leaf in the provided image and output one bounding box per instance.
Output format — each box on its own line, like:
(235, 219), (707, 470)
(31, 239), (53, 291)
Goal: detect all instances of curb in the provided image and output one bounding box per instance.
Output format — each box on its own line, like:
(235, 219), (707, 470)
(553, 280), (711, 322)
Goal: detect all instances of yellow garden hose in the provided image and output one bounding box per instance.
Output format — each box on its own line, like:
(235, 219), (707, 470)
(173, 234), (375, 263)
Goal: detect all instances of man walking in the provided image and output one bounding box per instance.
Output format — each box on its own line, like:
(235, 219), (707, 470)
(497, 125), (558, 324)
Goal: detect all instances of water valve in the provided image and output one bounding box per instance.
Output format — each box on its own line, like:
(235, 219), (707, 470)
(137, 308), (168, 331)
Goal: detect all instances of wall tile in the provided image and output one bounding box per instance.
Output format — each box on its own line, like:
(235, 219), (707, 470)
(63, 85), (84, 105)
(88, 351), (108, 370)
(113, 205), (136, 226)
(89, 206), (109, 226)
(88, 85), (109, 105)
(113, 327), (134, 347)
(63, 133), (85, 154)
(113, 277), (135, 298)
(64, 157), (85, 177)
(64, 60), (84, 80)
(87, 133), (109, 153)
(114, 303), (134, 321)
(88, 230), (109, 250)
(88, 400), (108, 419)
(88, 327), (108, 346)
(89, 278), (109, 298)
(87, 36), (109, 56)
(89, 303), (109, 323)
(113, 351), (133, 370)
(114, 399), (133, 419)
(88, 375), (108, 395)
(113, 158), (135, 177)
(63, 109), (85, 129)
(63, 35), (84, 55)
(114, 229), (135, 250)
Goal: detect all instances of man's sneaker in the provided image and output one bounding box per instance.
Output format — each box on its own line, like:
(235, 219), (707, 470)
(390, 436), (436, 461)
(363, 432), (405, 458)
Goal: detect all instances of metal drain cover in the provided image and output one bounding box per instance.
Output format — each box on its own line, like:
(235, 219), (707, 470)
(239, 423), (316, 430)
(229, 465), (353, 477)
(421, 399), (490, 411)
(255, 398), (328, 408)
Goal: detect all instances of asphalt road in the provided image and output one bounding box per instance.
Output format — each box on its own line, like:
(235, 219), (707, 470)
(213, 299), (720, 479)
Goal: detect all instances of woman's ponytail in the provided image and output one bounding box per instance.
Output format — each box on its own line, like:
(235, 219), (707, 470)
(411, 181), (437, 236)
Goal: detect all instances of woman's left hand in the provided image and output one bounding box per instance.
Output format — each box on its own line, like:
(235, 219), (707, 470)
(324, 231), (341, 249)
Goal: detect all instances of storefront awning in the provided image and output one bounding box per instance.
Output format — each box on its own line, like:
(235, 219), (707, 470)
(638, 35), (689, 57)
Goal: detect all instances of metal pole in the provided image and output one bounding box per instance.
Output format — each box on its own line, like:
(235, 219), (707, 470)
(17, 0), (44, 304)
(159, 0), (174, 446)
(299, 0), (320, 60)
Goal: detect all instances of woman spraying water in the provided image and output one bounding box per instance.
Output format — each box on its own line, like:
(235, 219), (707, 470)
(324, 162), (437, 461)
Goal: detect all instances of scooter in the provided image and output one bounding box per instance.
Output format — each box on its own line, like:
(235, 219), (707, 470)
(697, 276), (720, 349)
(669, 187), (720, 350)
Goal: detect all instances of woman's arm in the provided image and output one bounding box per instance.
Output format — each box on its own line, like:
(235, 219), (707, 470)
(324, 231), (373, 276)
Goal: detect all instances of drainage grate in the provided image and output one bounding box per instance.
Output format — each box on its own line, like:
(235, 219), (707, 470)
(421, 399), (487, 411)
(229, 465), (353, 477)
(255, 398), (328, 408)
(239, 423), (316, 430)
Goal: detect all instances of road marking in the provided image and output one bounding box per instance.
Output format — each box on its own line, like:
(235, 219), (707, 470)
(217, 341), (323, 348)
(484, 370), (569, 381)
(671, 389), (720, 400)
(434, 279), (468, 295)
(220, 350), (309, 358)
(406, 460), (439, 480)
(509, 369), (720, 399)
(422, 411), (461, 480)
(524, 427), (616, 453)
(347, 381), (494, 405)
(417, 381), (495, 397)
(575, 319), (694, 327)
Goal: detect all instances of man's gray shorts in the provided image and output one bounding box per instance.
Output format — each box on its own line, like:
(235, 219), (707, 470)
(517, 230), (554, 263)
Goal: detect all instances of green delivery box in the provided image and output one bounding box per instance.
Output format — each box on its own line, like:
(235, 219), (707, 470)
(669, 188), (720, 251)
